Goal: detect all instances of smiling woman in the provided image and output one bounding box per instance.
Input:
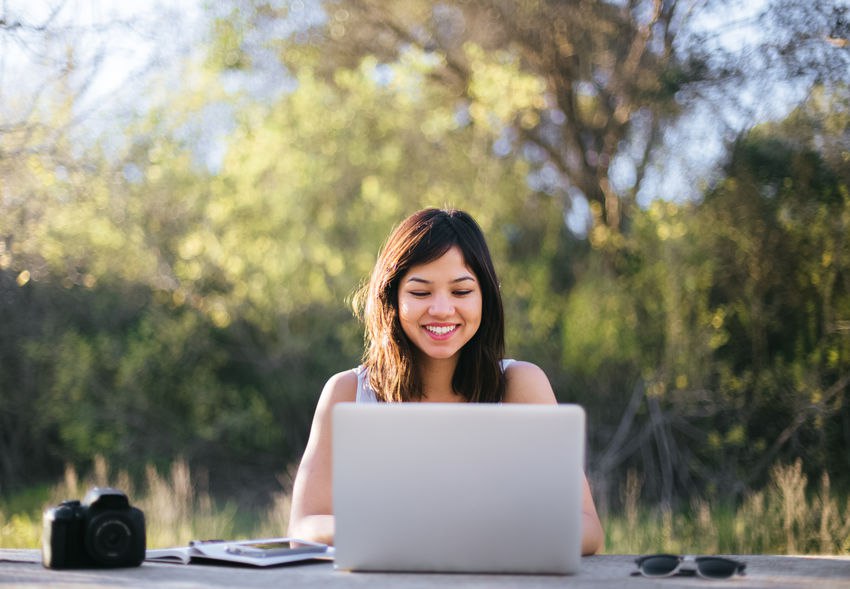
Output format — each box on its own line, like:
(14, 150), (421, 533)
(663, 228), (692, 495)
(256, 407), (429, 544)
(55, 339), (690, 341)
(357, 208), (504, 404)
(286, 207), (605, 556)
(397, 246), (483, 370)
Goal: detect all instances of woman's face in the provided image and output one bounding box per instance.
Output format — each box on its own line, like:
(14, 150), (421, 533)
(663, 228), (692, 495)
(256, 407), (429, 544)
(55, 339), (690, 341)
(397, 245), (483, 362)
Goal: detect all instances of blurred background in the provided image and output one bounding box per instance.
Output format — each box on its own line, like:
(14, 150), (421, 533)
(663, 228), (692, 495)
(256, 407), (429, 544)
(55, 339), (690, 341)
(1, 0), (848, 553)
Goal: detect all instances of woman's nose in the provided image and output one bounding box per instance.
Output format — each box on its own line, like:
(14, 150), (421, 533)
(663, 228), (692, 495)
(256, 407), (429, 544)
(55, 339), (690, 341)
(429, 295), (454, 316)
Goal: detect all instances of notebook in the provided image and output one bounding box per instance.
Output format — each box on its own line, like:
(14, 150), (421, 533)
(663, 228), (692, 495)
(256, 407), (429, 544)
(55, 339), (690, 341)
(332, 402), (586, 574)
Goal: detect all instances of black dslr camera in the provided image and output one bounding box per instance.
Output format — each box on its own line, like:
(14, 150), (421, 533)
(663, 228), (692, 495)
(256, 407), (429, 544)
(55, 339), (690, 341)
(42, 487), (146, 569)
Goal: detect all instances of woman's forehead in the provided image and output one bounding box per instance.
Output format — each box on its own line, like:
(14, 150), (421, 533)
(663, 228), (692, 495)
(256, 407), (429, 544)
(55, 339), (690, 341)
(403, 246), (474, 277)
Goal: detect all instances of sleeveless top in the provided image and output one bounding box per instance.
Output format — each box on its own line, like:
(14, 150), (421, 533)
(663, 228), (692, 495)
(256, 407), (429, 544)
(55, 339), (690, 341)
(354, 359), (516, 403)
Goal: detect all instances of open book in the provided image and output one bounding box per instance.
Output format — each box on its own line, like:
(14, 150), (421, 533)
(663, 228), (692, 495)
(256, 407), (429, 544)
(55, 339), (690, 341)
(145, 537), (333, 567)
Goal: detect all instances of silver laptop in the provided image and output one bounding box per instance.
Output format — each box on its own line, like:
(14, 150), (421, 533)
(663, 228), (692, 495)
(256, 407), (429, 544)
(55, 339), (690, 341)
(332, 403), (585, 574)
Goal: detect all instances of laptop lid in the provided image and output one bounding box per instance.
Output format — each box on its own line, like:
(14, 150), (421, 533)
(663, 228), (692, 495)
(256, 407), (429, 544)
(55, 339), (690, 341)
(332, 403), (585, 574)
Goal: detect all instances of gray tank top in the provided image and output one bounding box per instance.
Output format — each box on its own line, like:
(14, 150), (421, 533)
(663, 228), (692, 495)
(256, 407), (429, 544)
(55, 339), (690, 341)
(354, 359), (516, 403)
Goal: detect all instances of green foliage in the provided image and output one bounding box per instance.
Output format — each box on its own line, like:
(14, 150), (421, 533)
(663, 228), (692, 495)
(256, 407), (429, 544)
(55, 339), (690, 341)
(580, 96), (850, 507)
(0, 512), (40, 549)
(3, 282), (286, 481)
(561, 270), (640, 377)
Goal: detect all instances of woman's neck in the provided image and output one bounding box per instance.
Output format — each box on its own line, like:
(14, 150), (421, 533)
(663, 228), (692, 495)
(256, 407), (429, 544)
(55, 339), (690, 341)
(416, 354), (463, 402)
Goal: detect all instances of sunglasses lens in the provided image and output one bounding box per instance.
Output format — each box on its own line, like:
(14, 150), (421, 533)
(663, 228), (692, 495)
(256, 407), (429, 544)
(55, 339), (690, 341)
(696, 557), (737, 579)
(640, 555), (680, 576)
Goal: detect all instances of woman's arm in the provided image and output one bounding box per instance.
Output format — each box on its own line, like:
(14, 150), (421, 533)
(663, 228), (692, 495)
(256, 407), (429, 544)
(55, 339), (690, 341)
(503, 361), (605, 556)
(287, 370), (357, 545)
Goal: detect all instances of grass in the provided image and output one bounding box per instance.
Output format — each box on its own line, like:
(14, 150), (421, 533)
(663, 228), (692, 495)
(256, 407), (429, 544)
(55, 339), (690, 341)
(2, 457), (849, 554)
(0, 457), (253, 549)
(605, 460), (850, 555)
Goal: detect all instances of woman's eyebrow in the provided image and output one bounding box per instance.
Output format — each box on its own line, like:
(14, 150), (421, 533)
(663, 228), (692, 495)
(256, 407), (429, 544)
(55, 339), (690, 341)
(404, 275), (476, 284)
(452, 275), (477, 283)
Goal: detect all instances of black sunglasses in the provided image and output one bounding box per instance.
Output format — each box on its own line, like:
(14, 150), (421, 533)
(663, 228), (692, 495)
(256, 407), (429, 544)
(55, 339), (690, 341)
(633, 554), (746, 579)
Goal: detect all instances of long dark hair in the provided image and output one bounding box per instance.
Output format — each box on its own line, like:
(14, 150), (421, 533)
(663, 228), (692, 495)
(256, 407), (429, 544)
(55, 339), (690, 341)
(354, 208), (506, 402)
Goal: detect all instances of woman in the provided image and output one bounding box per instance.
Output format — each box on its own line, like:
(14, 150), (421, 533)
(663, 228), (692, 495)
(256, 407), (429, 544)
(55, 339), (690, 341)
(288, 208), (604, 555)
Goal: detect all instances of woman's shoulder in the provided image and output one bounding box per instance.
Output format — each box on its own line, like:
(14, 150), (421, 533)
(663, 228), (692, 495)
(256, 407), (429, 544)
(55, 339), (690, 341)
(502, 359), (543, 377)
(317, 368), (358, 407)
(502, 360), (557, 405)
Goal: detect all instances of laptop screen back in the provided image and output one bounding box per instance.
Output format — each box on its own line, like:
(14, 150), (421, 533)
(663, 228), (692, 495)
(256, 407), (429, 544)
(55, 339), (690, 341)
(332, 403), (585, 574)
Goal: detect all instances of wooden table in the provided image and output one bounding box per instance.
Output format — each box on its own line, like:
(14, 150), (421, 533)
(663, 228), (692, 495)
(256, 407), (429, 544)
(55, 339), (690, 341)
(1, 549), (849, 587)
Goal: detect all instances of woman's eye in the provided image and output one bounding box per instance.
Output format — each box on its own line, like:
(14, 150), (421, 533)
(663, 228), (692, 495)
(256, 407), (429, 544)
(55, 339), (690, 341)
(409, 291), (430, 297)
(453, 290), (473, 296)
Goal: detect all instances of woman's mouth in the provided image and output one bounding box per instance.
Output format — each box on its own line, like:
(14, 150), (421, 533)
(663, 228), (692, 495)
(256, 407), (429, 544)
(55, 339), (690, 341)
(424, 324), (457, 337)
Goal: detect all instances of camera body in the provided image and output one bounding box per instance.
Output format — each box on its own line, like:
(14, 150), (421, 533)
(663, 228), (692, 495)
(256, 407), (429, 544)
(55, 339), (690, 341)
(42, 487), (146, 569)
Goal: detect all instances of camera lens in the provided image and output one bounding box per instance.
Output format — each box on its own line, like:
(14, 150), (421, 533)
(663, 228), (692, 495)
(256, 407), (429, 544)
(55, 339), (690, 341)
(86, 515), (133, 565)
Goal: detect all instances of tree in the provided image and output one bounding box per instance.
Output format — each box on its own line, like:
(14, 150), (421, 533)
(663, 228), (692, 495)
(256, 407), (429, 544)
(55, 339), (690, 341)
(699, 91), (850, 490)
(211, 1), (850, 246)
(211, 0), (715, 244)
(590, 88), (850, 509)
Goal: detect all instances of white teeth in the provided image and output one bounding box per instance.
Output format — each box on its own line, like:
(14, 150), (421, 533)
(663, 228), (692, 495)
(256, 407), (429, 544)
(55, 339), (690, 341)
(426, 325), (455, 335)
